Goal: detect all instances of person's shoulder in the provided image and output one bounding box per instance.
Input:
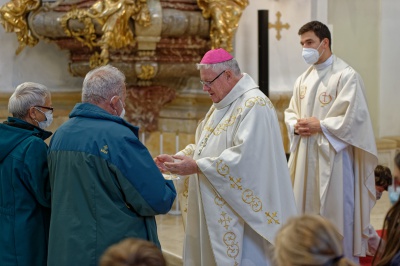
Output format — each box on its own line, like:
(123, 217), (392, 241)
(333, 56), (359, 76)
(391, 251), (400, 264)
(240, 89), (275, 112)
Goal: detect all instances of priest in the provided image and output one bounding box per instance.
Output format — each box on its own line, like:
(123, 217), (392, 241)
(284, 21), (378, 262)
(155, 48), (298, 266)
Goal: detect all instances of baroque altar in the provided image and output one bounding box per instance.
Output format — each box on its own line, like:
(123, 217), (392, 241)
(0, 0), (248, 134)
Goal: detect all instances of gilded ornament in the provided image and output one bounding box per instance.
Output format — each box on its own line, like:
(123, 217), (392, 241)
(137, 64), (155, 80)
(0, 0), (41, 54)
(61, 0), (152, 67)
(60, 8), (97, 50)
(197, 0), (248, 52)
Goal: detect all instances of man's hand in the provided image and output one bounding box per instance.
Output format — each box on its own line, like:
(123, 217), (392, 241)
(163, 155), (199, 176)
(294, 117), (321, 136)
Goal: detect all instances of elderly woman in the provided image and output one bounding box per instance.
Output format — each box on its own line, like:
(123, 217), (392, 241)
(0, 82), (53, 265)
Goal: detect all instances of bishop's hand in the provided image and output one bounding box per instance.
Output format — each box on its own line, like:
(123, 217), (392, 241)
(163, 155), (198, 176)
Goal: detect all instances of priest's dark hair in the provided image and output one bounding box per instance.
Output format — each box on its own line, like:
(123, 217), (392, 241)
(298, 21), (332, 50)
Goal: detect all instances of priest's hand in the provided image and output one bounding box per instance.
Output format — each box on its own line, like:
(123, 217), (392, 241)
(163, 155), (198, 176)
(154, 154), (174, 173)
(296, 117), (322, 136)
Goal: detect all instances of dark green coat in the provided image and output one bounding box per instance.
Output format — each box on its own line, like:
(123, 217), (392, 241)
(47, 103), (176, 266)
(0, 117), (52, 266)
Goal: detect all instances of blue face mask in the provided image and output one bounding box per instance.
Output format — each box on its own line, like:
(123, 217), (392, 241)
(388, 185), (400, 205)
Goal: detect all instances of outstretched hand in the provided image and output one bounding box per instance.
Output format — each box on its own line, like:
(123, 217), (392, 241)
(163, 155), (199, 176)
(154, 154), (174, 173)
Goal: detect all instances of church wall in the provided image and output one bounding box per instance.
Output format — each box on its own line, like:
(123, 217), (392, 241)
(328, 0), (380, 136)
(0, 0), (83, 94)
(378, 0), (400, 138)
(235, 0), (315, 92)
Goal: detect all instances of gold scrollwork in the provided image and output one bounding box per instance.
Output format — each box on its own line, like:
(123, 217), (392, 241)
(60, 0), (151, 67)
(197, 0), (248, 52)
(216, 159), (230, 176)
(204, 107), (241, 137)
(245, 96), (274, 109)
(216, 160), (243, 190)
(137, 64), (155, 80)
(0, 0), (40, 54)
(214, 193), (226, 207)
(182, 177), (189, 213)
(60, 8), (97, 50)
(223, 231), (239, 259)
(181, 146), (195, 156)
(245, 96), (266, 108)
(241, 189), (262, 212)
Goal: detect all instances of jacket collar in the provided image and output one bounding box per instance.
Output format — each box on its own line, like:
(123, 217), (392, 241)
(70, 103), (139, 136)
(4, 117), (52, 140)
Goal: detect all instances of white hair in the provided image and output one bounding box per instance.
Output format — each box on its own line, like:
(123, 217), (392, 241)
(196, 58), (242, 76)
(82, 65), (126, 104)
(8, 82), (50, 119)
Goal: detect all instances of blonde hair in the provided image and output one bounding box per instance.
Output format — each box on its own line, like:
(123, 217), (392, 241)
(274, 214), (357, 266)
(99, 238), (166, 266)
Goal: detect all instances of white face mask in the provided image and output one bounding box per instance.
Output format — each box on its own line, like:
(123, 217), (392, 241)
(302, 41), (325, 65)
(34, 108), (53, 129)
(119, 100), (126, 119)
(110, 96), (125, 119)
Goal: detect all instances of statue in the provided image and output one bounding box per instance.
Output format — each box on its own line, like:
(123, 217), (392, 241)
(197, 0), (248, 52)
(0, 0), (40, 54)
(61, 0), (151, 66)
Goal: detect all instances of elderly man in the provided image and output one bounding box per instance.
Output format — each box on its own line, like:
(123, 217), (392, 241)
(0, 82), (52, 265)
(155, 48), (297, 265)
(47, 65), (176, 266)
(284, 21), (378, 262)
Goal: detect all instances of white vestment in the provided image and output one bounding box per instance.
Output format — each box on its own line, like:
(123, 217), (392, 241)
(176, 74), (298, 266)
(284, 55), (378, 258)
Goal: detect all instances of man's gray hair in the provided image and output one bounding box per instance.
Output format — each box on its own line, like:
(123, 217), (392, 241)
(82, 65), (126, 104)
(8, 82), (50, 119)
(196, 58), (242, 76)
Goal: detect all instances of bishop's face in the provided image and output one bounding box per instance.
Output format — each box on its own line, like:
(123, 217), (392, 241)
(200, 68), (230, 103)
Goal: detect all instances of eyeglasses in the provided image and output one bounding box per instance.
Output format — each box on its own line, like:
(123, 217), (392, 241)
(35, 106), (54, 114)
(200, 70), (226, 87)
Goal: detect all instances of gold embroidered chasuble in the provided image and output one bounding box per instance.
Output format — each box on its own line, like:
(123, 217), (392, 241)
(176, 74), (298, 265)
(284, 55), (378, 257)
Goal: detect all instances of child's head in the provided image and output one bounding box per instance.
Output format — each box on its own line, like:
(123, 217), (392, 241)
(374, 165), (392, 200)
